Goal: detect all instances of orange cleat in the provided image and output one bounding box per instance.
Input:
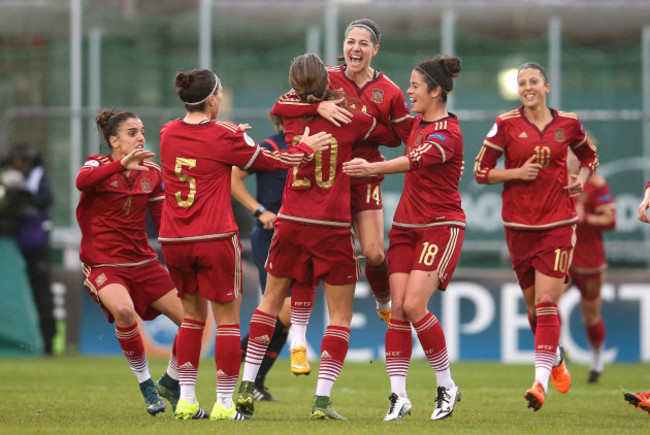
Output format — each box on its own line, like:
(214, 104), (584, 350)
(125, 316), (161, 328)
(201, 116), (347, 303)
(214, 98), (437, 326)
(525, 381), (546, 412)
(623, 390), (650, 415)
(289, 346), (311, 376)
(377, 308), (391, 325)
(550, 346), (571, 393)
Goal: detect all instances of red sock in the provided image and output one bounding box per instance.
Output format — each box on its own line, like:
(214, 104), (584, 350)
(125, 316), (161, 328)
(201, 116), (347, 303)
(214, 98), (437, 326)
(176, 318), (205, 386)
(586, 318), (606, 348)
(215, 324), (242, 399)
(413, 312), (449, 372)
(534, 302), (560, 373)
(366, 259), (391, 306)
(245, 310), (276, 367)
(116, 323), (147, 374)
(385, 319), (412, 378)
(290, 282), (316, 325)
(318, 326), (350, 385)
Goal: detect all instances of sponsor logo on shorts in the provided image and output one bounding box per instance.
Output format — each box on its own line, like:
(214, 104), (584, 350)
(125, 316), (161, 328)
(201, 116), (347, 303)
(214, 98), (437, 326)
(95, 273), (107, 287)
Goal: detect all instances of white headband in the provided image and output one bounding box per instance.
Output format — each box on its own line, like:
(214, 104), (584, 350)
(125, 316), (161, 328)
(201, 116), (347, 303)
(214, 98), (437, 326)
(345, 23), (378, 44)
(185, 73), (220, 106)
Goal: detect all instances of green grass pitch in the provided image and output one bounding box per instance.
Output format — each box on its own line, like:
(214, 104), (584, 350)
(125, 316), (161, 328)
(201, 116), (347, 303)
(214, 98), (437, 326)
(1, 355), (648, 433)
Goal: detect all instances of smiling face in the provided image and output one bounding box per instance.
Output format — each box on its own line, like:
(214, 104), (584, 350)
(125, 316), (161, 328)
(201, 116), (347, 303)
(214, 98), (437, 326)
(406, 69), (437, 115)
(517, 67), (550, 110)
(109, 117), (145, 159)
(343, 26), (379, 75)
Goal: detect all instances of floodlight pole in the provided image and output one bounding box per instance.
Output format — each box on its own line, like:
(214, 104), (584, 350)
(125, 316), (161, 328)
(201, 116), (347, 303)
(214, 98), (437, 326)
(441, 10), (456, 111)
(199, 0), (212, 69)
(548, 17), (562, 110)
(88, 28), (102, 157)
(70, 0), (82, 227)
(324, 1), (338, 66)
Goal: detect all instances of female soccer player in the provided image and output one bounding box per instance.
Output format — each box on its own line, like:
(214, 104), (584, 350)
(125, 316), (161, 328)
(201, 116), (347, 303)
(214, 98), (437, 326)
(563, 147), (615, 383)
(344, 54), (464, 422)
(237, 53), (399, 421)
(272, 20), (412, 363)
(473, 62), (598, 411)
(76, 109), (195, 417)
(158, 68), (329, 421)
(231, 112), (317, 397)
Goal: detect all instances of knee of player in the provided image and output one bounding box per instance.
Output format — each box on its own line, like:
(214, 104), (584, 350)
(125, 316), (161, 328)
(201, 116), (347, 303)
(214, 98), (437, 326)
(111, 305), (137, 325)
(362, 248), (386, 266)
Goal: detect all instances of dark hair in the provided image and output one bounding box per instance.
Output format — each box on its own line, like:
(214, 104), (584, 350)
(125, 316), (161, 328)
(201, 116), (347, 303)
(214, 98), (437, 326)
(289, 53), (339, 104)
(95, 109), (138, 150)
(267, 111), (284, 132)
(336, 18), (381, 62)
(174, 68), (220, 112)
(415, 54), (462, 103)
(345, 18), (381, 45)
(517, 62), (549, 85)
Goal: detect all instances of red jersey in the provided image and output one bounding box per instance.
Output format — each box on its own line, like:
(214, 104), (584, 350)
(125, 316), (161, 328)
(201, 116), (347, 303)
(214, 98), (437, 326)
(273, 65), (411, 184)
(474, 107), (598, 230)
(572, 174), (615, 270)
(158, 119), (313, 243)
(392, 114), (465, 228)
(279, 110), (398, 227)
(76, 155), (163, 266)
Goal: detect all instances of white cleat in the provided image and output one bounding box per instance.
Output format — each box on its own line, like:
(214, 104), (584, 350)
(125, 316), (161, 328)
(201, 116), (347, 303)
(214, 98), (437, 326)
(431, 385), (461, 420)
(383, 393), (412, 421)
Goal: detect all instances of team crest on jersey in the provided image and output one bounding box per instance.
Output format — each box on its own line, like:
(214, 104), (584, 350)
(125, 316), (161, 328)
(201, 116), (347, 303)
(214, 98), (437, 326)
(141, 178), (151, 192)
(95, 273), (107, 287)
(415, 132), (423, 146)
(371, 89), (384, 103)
(554, 128), (565, 142)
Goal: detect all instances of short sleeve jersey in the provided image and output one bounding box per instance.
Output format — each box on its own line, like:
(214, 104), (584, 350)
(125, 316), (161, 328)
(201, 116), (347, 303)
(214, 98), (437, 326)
(158, 119), (309, 243)
(76, 155), (164, 266)
(279, 110), (395, 227)
(474, 107), (598, 230)
(392, 114), (465, 228)
(572, 176), (615, 269)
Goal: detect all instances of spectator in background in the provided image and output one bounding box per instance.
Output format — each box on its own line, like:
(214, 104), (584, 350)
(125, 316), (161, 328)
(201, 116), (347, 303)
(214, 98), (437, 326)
(563, 146), (615, 384)
(3, 143), (55, 356)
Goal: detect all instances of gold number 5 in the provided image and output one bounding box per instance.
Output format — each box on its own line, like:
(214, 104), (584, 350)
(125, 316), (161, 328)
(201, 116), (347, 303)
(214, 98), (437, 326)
(174, 158), (197, 208)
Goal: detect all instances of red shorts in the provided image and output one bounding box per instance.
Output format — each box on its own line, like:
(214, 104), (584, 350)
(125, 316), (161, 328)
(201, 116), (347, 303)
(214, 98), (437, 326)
(350, 178), (383, 214)
(161, 234), (242, 303)
(82, 260), (176, 323)
(505, 225), (576, 290)
(387, 225), (464, 291)
(569, 268), (604, 300)
(266, 220), (359, 286)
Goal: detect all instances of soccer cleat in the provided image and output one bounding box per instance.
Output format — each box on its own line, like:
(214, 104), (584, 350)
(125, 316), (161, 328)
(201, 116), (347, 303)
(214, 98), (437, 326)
(587, 370), (601, 384)
(210, 402), (252, 421)
(290, 346), (311, 376)
(139, 378), (165, 416)
(383, 393), (412, 421)
(174, 399), (200, 420)
(431, 385), (461, 420)
(310, 396), (347, 421)
(524, 381), (546, 412)
(253, 384), (279, 402)
(623, 390), (650, 414)
(156, 374), (180, 411)
(550, 345), (571, 393)
(377, 308), (391, 325)
(236, 381), (255, 417)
